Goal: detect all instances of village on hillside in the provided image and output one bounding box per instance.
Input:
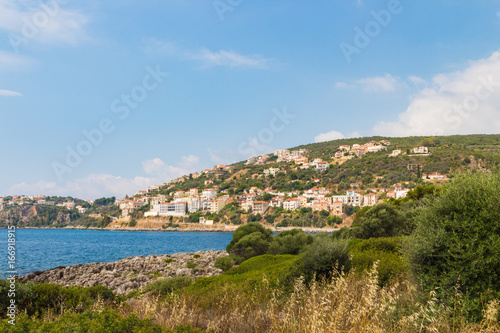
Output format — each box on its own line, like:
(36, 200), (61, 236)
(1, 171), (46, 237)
(113, 139), (448, 225)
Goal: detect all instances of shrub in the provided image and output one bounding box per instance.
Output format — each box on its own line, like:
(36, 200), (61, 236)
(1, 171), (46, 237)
(129, 219), (137, 227)
(186, 262), (197, 269)
(214, 256), (236, 271)
(349, 237), (407, 286)
(0, 280), (120, 318)
(351, 203), (408, 239)
(404, 171), (500, 320)
(144, 276), (194, 296)
(226, 223), (272, 253)
(229, 232), (271, 260)
(268, 229), (313, 255)
(331, 226), (353, 239)
(302, 236), (351, 281)
(193, 254), (201, 259)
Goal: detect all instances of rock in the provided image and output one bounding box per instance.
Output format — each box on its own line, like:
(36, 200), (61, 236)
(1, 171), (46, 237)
(19, 250), (228, 295)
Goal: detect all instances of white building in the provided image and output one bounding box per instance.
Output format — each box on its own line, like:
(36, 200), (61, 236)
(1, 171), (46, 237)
(283, 198), (301, 210)
(159, 202), (186, 216)
(315, 161), (329, 171)
(187, 198), (203, 213)
(202, 188), (217, 200)
(363, 193), (379, 206)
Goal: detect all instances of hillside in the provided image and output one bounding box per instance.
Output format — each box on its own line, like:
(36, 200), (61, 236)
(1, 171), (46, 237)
(2, 134), (499, 229)
(114, 134), (500, 229)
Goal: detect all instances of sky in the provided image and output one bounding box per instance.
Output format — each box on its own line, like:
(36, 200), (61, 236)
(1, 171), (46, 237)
(1, 0), (500, 200)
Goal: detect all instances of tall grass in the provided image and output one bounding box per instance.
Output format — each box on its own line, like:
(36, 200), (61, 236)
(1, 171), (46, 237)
(121, 262), (499, 333)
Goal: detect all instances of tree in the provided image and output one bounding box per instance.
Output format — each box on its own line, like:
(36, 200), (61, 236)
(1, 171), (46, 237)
(226, 223), (272, 253)
(351, 203), (407, 239)
(404, 171), (500, 319)
(302, 236), (351, 281)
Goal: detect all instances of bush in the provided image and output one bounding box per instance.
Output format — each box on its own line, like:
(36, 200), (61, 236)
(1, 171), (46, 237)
(230, 232), (272, 260)
(302, 236), (351, 281)
(143, 276), (194, 296)
(226, 223), (272, 253)
(351, 203), (409, 239)
(349, 237), (407, 286)
(214, 256), (236, 271)
(331, 226), (353, 239)
(268, 229), (313, 255)
(129, 219), (137, 227)
(404, 171), (500, 320)
(0, 280), (120, 318)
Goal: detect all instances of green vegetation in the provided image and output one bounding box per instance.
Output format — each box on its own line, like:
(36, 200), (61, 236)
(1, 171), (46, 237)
(404, 171), (500, 320)
(143, 276), (194, 297)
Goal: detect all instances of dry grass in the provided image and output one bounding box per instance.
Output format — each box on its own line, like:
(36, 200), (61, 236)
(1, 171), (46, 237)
(119, 263), (500, 333)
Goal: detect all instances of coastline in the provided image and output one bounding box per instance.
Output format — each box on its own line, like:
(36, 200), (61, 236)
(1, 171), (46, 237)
(13, 224), (341, 233)
(19, 250), (228, 295)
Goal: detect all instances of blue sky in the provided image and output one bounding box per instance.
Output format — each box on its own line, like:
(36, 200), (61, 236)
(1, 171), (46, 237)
(1, 0), (500, 199)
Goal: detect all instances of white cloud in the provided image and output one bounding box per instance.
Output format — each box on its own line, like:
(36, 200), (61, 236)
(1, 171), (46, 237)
(144, 38), (271, 69)
(0, 50), (33, 71)
(314, 130), (345, 143)
(407, 75), (427, 88)
(194, 48), (269, 69)
(8, 157), (200, 199)
(373, 51), (500, 136)
(180, 155), (200, 168)
(0, 89), (22, 96)
(335, 81), (354, 89)
(356, 74), (401, 92)
(0, 0), (88, 46)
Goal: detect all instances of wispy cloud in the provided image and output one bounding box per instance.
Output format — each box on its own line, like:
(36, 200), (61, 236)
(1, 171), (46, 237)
(0, 50), (34, 71)
(373, 50), (500, 136)
(314, 130), (361, 143)
(335, 74), (404, 92)
(314, 130), (345, 143)
(0, 0), (89, 47)
(194, 48), (269, 69)
(0, 89), (22, 97)
(356, 74), (401, 92)
(8, 156), (200, 199)
(144, 38), (271, 69)
(334, 81), (354, 89)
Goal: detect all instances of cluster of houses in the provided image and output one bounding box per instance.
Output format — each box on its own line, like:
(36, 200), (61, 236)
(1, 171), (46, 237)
(333, 140), (390, 159)
(0, 195), (90, 213)
(117, 188), (230, 218)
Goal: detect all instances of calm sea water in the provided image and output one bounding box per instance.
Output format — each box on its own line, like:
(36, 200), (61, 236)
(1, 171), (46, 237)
(0, 229), (233, 278)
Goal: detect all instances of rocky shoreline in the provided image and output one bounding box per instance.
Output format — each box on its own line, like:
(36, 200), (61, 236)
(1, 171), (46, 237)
(19, 250), (228, 295)
(17, 225), (340, 233)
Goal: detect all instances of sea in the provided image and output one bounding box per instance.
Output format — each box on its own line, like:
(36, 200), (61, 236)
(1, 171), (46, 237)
(0, 229), (233, 278)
